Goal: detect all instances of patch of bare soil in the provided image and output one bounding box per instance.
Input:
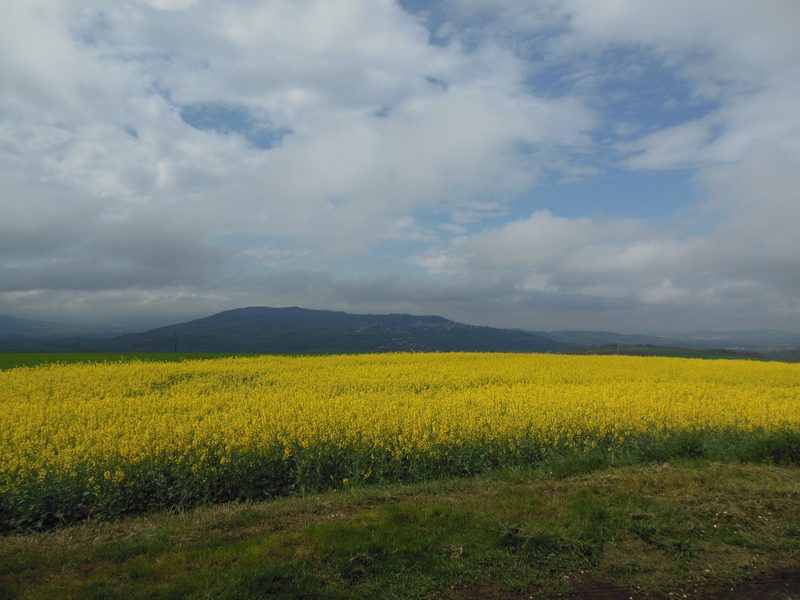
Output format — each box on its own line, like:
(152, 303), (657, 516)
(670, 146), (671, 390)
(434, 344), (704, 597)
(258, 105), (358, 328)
(703, 570), (800, 599)
(568, 570), (800, 600)
(570, 573), (640, 599)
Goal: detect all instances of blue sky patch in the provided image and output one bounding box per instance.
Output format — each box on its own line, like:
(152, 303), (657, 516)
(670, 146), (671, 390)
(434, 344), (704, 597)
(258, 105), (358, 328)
(514, 168), (700, 221)
(179, 103), (291, 149)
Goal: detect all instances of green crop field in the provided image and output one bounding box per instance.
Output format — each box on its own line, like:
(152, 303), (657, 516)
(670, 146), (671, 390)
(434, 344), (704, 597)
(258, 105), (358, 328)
(0, 352), (234, 371)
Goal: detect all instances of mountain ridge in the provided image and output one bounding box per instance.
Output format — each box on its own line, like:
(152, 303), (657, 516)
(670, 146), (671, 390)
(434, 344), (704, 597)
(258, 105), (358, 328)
(88, 306), (569, 354)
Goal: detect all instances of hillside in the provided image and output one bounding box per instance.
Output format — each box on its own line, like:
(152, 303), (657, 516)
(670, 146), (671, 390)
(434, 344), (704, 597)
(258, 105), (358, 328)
(2, 308), (796, 358)
(88, 306), (569, 353)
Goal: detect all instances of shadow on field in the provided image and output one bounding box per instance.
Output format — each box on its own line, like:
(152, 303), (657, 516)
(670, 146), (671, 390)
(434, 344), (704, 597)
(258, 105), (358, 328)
(567, 570), (800, 599)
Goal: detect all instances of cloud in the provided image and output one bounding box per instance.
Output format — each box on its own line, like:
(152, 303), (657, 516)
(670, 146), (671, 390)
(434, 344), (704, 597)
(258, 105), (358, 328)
(1, 1), (593, 287)
(409, 2), (800, 324)
(415, 148), (800, 329)
(560, 1), (800, 171)
(0, 0), (798, 332)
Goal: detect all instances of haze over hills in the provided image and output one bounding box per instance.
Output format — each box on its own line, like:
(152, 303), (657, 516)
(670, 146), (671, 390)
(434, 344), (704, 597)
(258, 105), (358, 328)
(0, 314), (125, 351)
(537, 329), (800, 353)
(533, 330), (678, 348)
(0, 314), (83, 336)
(649, 330), (800, 352)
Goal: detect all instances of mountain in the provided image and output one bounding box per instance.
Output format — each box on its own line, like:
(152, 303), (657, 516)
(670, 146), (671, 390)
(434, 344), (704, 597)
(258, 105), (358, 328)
(88, 307), (569, 354)
(3, 308), (796, 359)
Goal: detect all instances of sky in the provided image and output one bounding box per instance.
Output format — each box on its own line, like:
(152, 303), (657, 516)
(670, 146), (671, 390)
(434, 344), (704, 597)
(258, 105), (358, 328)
(1, 0), (799, 332)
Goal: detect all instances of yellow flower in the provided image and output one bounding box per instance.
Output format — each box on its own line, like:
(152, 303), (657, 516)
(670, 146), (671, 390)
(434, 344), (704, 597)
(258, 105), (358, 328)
(0, 352), (797, 509)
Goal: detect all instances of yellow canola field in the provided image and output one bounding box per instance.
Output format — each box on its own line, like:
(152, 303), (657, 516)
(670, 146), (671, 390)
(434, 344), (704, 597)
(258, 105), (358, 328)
(2, 353), (798, 487)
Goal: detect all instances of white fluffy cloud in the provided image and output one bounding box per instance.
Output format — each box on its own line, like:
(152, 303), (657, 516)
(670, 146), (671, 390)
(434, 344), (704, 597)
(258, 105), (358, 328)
(403, 0), (800, 330)
(1, 0), (799, 331)
(1, 0), (592, 253)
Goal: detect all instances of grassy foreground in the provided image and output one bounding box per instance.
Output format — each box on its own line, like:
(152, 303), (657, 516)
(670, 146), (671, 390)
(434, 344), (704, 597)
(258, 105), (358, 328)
(1, 461), (798, 599)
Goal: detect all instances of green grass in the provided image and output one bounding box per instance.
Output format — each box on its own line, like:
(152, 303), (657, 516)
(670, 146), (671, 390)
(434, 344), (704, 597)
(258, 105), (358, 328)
(1, 461), (798, 599)
(586, 345), (767, 360)
(0, 352), (237, 371)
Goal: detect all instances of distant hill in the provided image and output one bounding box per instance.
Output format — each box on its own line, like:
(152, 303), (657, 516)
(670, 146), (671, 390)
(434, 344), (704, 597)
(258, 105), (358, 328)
(536, 329), (800, 355)
(0, 314), (80, 336)
(534, 330), (677, 347)
(0, 314), (83, 352)
(771, 347), (800, 362)
(0, 314), (123, 352)
(2, 308), (796, 359)
(651, 329), (800, 353)
(88, 307), (569, 354)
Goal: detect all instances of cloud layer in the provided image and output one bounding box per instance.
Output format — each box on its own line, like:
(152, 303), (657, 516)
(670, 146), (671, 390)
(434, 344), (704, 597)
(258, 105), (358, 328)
(1, 0), (798, 331)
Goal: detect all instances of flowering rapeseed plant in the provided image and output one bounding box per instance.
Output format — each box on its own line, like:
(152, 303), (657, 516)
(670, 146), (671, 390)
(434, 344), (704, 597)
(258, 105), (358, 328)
(1, 353), (798, 529)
